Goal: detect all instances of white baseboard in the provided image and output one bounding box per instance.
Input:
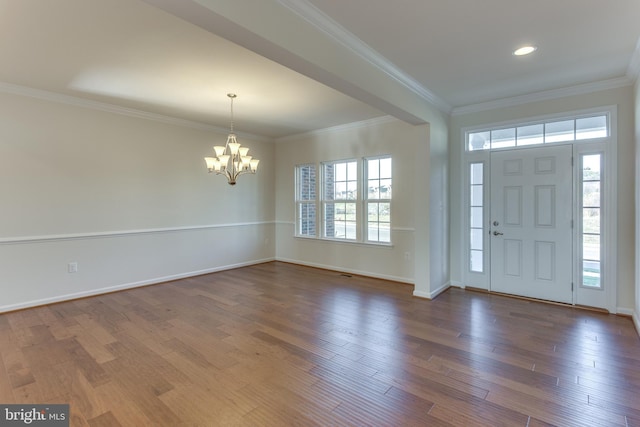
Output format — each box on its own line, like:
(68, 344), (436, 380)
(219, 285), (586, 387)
(275, 257), (414, 284)
(413, 282), (450, 300)
(617, 307), (634, 316)
(0, 257), (275, 313)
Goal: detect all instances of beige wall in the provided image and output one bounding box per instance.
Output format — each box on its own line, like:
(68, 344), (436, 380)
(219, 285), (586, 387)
(450, 86), (635, 312)
(0, 90), (276, 312)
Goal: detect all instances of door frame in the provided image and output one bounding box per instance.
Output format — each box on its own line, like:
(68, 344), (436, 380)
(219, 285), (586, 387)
(460, 106), (617, 313)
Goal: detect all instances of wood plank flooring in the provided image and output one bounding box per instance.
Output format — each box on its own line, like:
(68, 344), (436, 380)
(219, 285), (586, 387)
(1, 261), (639, 426)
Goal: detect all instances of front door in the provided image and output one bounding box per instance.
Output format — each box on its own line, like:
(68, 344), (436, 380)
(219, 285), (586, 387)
(490, 145), (573, 303)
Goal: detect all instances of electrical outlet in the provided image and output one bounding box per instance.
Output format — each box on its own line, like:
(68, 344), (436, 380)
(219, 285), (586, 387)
(68, 262), (78, 273)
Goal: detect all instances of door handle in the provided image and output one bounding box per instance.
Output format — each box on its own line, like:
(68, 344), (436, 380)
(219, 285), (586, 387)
(493, 231), (503, 236)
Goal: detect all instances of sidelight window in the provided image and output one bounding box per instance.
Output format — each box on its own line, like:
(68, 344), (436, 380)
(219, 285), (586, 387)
(580, 153), (603, 289)
(469, 162), (484, 273)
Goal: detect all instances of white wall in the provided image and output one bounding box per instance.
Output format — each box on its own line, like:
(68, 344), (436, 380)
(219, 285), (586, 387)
(450, 86), (635, 313)
(0, 90), (275, 312)
(274, 118), (428, 284)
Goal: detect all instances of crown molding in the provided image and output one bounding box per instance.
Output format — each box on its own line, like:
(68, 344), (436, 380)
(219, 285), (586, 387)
(276, 0), (451, 114)
(451, 76), (634, 116)
(0, 81), (271, 141)
(275, 115), (398, 142)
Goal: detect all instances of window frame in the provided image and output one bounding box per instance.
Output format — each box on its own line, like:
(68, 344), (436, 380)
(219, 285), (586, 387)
(466, 113), (609, 152)
(294, 164), (317, 238)
(578, 151), (604, 290)
(364, 156), (392, 244)
(461, 106), (617, 312)
(294, 155), (393, 246)
(321, 159), (359, 241)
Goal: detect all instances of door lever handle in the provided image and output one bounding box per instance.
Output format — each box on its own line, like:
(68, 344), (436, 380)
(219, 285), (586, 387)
(493, 231), (503, 236)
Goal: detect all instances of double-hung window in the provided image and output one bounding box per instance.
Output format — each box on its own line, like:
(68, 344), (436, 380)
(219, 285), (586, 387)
(365, 157), (392, 243)
(322, 160), (357, 240)
(295, 164), (317, 237)
(295, 156), (392, 244)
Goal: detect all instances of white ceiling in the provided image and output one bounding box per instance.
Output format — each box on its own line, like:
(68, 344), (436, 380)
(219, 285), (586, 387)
(1, 0), (638, 138)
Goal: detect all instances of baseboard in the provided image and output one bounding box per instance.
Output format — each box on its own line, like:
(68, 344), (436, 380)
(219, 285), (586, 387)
(617, 307), (634, 317)
(275, 257), (414, 284)
(413, 282), (450, 300)
(0, 257), (275, 313)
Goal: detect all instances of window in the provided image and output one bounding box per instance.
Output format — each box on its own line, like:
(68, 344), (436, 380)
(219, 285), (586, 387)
(295, 164), (317, 237)
(580, 153), (602, 289)
(296, 156), (392, 244)
(365, 157), (392, 243)
(322, 160), (358, 240)
(467, 114), (609, 152)
(469, 162), (484, 272)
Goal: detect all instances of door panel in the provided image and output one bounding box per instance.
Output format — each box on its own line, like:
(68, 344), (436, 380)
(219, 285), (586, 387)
(490, 145), (573, 303)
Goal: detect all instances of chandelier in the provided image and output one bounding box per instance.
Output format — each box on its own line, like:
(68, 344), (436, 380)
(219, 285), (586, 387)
(204, 93), (259, 185)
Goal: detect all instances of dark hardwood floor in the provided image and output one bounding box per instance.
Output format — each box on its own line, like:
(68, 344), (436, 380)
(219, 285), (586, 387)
(1, 261), (639, 426)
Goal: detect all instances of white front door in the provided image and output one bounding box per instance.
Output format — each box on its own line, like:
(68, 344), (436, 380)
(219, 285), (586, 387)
(490, 145), (573, 303)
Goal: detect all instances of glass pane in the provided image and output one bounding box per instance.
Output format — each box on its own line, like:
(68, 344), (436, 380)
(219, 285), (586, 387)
(368, 224), (379, 241)
(470, 207), (483, 228)
(323, 165), (335, 200)
(517, 124), (544, 146)
(380, 158), (392, 178)
(491, 128), (516, 149)
(583, 260), (601, 288)
(324, 203), (335, 237)
(583, 154), (601, 180)
(471, 185), (483, 206)
(334, 203), (346, 221)
(576, 115), (607, 140)
(583, 182), (600, 207)
(379, 179), (391, 199)
(368, 203), (379, 222)
(345, 203), (356, 221)
(583, 208), (600, 234)
(545, 120), (574, 143)
(379, 203), (390, 223)
(335, 163), (346, 181)
(470, 163), (483, 185)
(469, 131), (490, 151)
(470, 228), (483, 250)
(583, 234), (601, 261)
(470, 250), (483, 272)
(347, 161), (357, 180)
(378, 223), (391, 243)
(368, 180), (379, 199)
(347, 181), (357, 199)
(299, 204), (316, 236)
(297, 165), (316, 200)
(336, 182), (346, 199)
(345, 221), (356, 239)
(368, 159), (379, 179)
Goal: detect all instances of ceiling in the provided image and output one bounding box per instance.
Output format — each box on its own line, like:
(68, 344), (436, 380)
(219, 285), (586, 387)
(1, 0), (638, 138)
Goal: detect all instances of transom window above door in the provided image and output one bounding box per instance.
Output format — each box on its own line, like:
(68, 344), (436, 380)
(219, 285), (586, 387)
(467, 114), (608, 152)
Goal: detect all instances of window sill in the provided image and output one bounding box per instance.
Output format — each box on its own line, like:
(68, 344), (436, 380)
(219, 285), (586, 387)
(294, 235), (393, 248)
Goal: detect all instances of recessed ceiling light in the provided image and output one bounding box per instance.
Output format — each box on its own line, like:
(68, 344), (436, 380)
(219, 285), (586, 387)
(513, 45), (537, 56)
